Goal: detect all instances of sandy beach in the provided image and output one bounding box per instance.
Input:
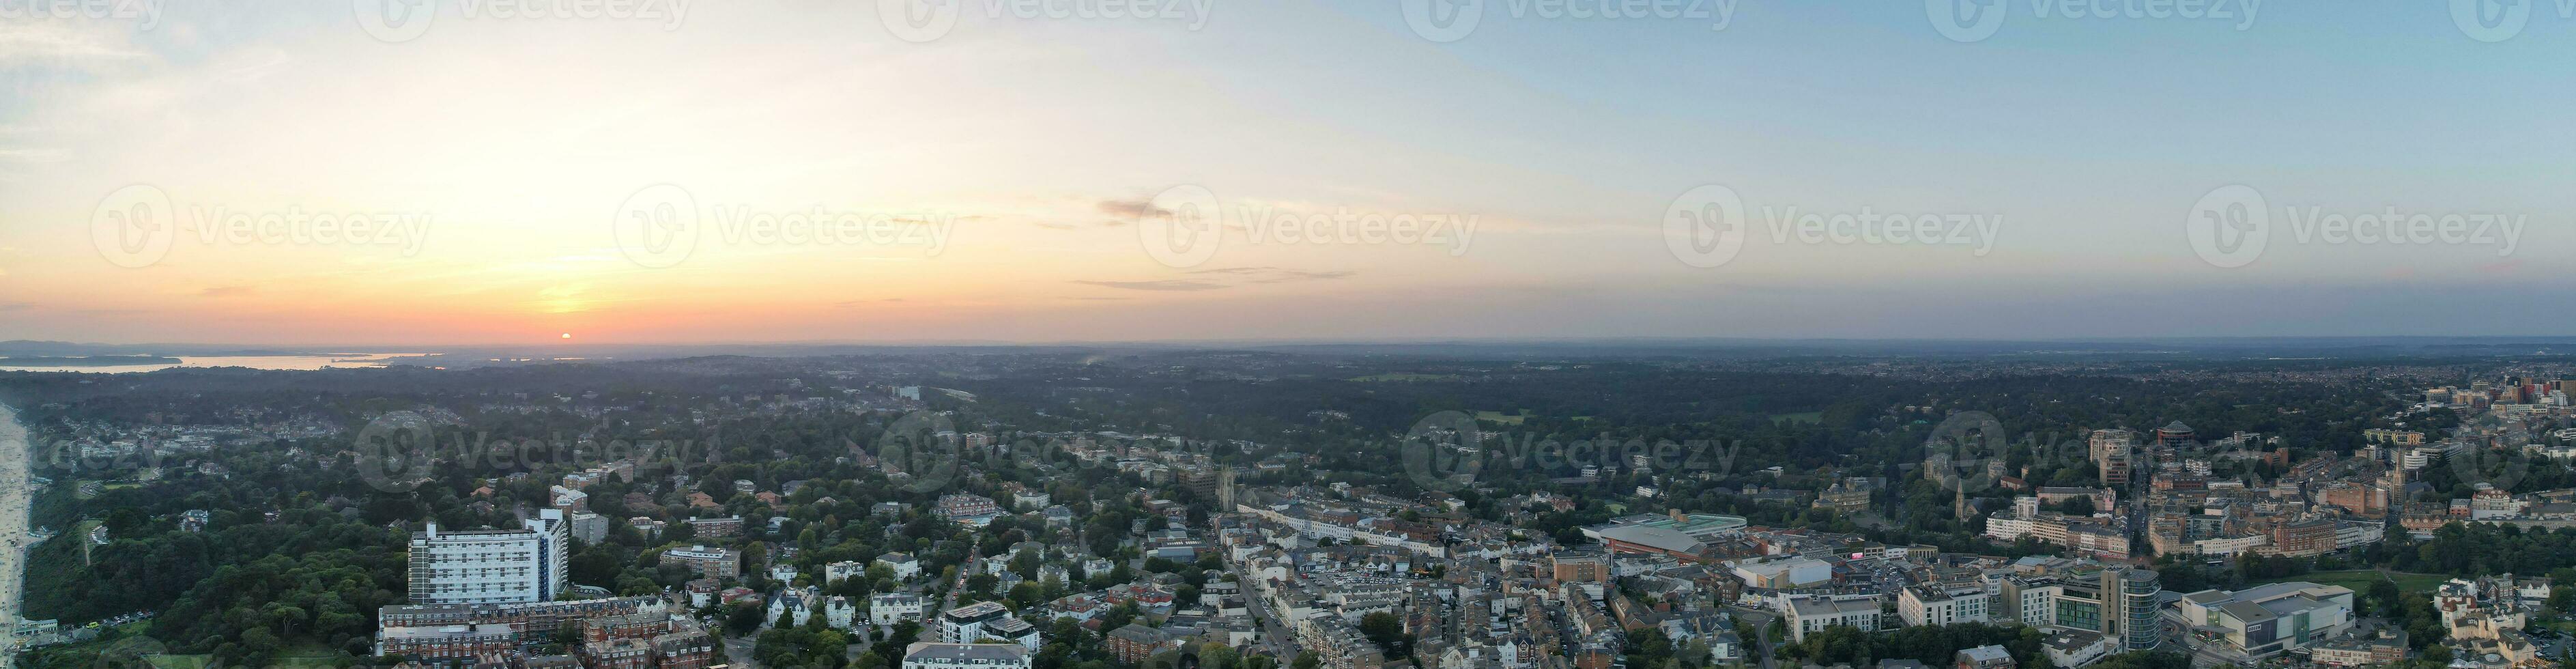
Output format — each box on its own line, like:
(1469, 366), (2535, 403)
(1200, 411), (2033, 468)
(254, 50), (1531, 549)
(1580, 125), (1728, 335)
(0, 404), (27, 668)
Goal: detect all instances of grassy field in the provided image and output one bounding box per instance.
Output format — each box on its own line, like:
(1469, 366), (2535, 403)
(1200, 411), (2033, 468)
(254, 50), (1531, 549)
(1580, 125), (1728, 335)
(146, 649), (337, 669)
(146, 655), (213, 669)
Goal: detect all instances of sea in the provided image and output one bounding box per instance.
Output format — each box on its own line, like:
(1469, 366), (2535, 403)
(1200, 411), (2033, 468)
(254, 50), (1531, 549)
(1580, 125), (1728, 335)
(0, 354), (437, 373)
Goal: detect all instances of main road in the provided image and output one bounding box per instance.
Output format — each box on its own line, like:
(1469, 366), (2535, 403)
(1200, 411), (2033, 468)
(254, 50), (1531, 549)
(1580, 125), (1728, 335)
(0, 403), (31, 668)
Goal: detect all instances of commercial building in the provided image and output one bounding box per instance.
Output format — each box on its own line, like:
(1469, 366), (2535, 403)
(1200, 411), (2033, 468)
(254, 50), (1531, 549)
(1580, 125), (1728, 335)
(2119, 569), (2159, 650)
(1731, 556), (1832, 589)
(1994, 566), (2159, 649)
(2154, 422), (2196, 448)
(2175, 582), (2356, 661)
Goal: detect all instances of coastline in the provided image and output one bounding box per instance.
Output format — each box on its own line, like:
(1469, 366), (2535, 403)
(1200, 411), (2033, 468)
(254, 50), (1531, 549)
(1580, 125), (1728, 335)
(0, 403), (25, 668)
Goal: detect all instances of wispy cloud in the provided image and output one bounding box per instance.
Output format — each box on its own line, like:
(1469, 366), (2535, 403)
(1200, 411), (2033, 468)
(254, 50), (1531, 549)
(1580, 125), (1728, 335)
(0, 22), (148, 65)
(1189, 267), (1358, 284)
(1073, 279), (1227, 291)
(1096, 197), (1171, 219)
(1096, 197), (1192, 227)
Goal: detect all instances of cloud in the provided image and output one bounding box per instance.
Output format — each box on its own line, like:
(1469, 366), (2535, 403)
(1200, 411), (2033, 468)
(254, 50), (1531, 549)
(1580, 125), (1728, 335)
(1096, 197), (1171, 219)
(0, 21), (148, 66)
(1096, 197), (1190, 226)
(1188, 267), (1357, 284)
(1071, 268), (1356, 294)
(0, 302), (28, 311)
(198, 285), (256, 298)
(1073, 279), (1227, 291)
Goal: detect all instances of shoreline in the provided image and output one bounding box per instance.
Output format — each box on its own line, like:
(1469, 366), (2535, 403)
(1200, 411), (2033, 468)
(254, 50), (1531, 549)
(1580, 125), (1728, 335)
(0, 403), (26, 668)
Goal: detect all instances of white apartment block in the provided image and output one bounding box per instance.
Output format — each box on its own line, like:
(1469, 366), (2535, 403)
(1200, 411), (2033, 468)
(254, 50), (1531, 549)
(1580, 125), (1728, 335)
(407, 509), (569, 604)
(1898, 585), (1990, 627)
(901, 643), (1031, 669)
(1780, 595), (1882, 642)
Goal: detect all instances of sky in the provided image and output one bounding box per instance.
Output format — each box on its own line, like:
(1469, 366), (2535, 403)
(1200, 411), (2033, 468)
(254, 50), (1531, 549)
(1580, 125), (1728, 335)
(1, 0), (2571, 346)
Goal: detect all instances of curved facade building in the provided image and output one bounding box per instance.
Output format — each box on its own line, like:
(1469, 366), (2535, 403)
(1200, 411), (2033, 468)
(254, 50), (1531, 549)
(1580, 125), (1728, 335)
(2120, 569), (2161, 650)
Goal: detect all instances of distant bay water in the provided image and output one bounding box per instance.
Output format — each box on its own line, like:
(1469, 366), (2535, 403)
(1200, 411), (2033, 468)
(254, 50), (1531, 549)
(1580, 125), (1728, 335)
(0, 354), (435, 373)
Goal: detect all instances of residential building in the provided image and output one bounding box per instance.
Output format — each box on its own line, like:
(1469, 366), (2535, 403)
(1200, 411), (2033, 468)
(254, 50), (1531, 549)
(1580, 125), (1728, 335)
(901, 643), (1032, 669)
(407, 509), (570, 604)
(663, 545), (741, 579)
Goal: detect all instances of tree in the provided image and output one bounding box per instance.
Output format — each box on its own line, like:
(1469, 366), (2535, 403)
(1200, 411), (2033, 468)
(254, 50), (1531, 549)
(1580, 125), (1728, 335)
(1199, 643), (1241, 669)
(1358, 612), (1412, 658)
(726, 602), (768, 636)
